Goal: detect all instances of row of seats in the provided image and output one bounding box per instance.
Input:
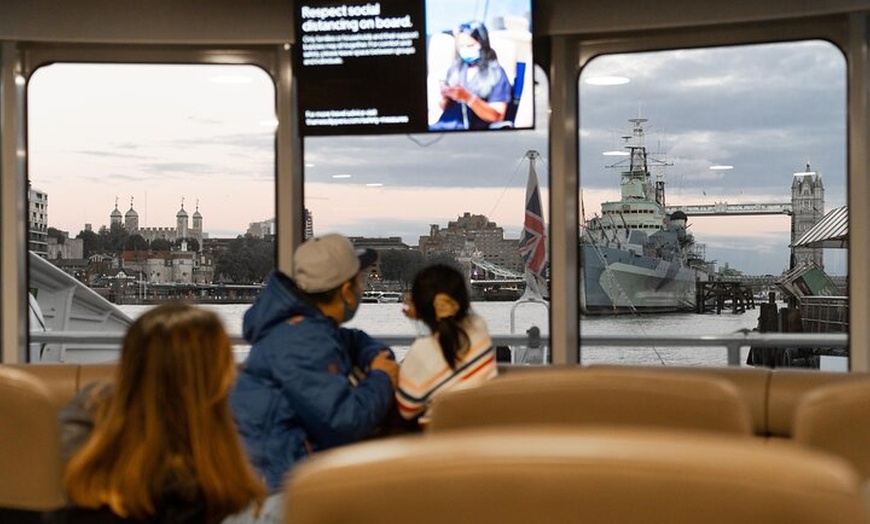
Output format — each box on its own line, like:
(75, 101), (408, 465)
(286, 428), (869, 524)
(499, 363), (870, 439)
(2, 362), (869, 521)
(285, 366), (870, 523)
(6, 362), (868, 439)
(427, 366), (870, 479)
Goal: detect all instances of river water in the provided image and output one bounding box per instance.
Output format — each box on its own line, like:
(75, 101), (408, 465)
(120, 301), (760, 367)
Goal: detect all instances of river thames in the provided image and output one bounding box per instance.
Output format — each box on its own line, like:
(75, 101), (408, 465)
(120, 301), (761, 367)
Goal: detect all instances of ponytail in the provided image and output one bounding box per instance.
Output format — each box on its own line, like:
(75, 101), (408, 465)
(411, 264), (472, 369)
(437, 316), (470, 370)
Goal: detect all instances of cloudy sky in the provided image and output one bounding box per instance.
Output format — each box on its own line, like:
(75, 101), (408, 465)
(27, 38), (846, 276)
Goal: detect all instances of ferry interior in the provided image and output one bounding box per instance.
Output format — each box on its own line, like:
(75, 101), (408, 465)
(2, 0), (870, 522)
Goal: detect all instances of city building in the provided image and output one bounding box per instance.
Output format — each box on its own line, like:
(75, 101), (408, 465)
(246, 209), (314, 239)
(246, 218), (275, 239)
(120, 250), (214, 285)
(46, 235), (84, 260)
(418, 212), (523, 273)
(28, 185), (49, 258)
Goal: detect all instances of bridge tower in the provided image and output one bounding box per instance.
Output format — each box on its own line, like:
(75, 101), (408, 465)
(790, 163), (824, 269)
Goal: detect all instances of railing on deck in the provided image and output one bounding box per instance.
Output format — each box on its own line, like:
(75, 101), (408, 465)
(799, 296), (849, 334)
(30, 331), (849, 367)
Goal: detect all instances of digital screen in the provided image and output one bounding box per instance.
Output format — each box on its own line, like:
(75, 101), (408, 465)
(295, 0), (534, 136)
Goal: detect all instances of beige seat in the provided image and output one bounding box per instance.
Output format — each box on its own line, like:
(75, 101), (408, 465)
(0, 367), (66, 518)
(793, 380), (870, 478)
(285, 428), (868, 524)
(7, 363), (116, 411)
(6, 363), (80, 410)
(769, 369), (870, 438)
(588, 364), (771, 435)
(427, 367), (753, 435)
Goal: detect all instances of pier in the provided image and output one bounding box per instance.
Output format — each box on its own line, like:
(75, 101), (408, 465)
(695, 280), (756, 314)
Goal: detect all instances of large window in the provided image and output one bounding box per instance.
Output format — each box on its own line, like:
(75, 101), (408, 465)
(578, 41), (847, 367)
(305, 66), (550, 361)
(27, 63), (276, 352)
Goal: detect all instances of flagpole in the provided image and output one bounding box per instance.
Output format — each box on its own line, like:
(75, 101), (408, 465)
(518, 150), (547, 302)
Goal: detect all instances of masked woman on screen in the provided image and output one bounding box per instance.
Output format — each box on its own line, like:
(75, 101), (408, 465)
(431, 20), (512, 131)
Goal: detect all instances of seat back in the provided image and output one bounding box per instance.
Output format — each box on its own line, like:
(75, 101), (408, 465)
(286, 428), (868, 524)
(768, 368), (869, 438)
(0, 367), (66, 518)
(7, 363), (116, 410)
(427, 367), (753, 435)
(793, 380), (870, 478)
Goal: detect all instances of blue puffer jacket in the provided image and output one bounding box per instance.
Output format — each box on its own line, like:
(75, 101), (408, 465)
(230, 271), (394, 492)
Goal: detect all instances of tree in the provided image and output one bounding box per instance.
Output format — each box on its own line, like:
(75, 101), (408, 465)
(378, 249), (427, 289)
(76, 229), (100, 258)
(150, 238), (172, 252)
(426, 251), (462, 272)
(101, 222), (129, 254)
(124, 234), (148, 252)
(47, 227), (66, 244)
(175, 237), (200, 252)
(214, 235), (275, 283)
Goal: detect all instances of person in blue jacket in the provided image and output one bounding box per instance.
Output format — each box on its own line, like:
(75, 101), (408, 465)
(228, 233), (398, 519)
(431, 20), (512, 131)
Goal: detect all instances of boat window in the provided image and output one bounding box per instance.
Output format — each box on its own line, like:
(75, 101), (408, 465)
(578, 40), (847, 369)
(304, 65), (550, 364)
(27, 63), (276, 360)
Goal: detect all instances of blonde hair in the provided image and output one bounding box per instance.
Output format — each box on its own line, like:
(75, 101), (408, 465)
(65, 301), (265, 521)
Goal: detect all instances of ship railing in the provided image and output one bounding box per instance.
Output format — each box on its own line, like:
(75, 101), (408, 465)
(798, 296), (849, 334)
(29, 331), (848, 367)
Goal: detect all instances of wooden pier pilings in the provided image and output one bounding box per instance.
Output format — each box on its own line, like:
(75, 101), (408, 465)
(695, 281), (756, 314)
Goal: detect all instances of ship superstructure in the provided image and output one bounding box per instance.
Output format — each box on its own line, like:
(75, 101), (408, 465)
(581, 118), (708, 314)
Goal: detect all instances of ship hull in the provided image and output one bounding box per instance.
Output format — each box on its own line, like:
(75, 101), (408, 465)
(580, 244), (699, 314)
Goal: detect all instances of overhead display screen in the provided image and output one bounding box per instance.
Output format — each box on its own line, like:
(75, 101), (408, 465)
(295, 0), (534, 136)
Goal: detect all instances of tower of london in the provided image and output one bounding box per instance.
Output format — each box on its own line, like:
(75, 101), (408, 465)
(110, 197), (206, 247)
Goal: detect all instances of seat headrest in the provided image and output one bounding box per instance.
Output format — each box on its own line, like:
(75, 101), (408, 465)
(794, 380), (870, 478)
(427, 367), (753, 435)
(286, 428), (867, 524)
(0, 367), (65, 511)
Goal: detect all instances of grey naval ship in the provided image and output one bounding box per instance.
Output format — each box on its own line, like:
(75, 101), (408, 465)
(581, 118), (710, 314)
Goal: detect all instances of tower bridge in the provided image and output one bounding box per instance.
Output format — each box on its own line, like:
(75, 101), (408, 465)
(665, 202), (792, 216)
(468, 258), (524, 285)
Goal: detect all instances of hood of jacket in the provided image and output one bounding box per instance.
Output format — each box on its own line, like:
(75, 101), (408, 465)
(242, 271), (325, 344)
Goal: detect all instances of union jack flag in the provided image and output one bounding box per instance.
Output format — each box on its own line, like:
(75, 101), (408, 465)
(519, 157), (546, 290)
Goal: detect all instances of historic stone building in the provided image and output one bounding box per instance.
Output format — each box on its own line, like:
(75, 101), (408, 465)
(791, 164), (825, 269)
(418, 212), (523, 273)
(109, 197), (213, 284)
(110, 197), (205, 246)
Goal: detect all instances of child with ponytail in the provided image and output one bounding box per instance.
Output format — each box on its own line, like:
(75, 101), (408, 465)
(396, 264), (498, 426)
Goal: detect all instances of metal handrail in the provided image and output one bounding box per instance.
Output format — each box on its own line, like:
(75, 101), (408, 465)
(31, 331), (848, 366)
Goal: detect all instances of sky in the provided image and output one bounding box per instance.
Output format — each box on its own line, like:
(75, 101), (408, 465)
(26, 39), (847, 276)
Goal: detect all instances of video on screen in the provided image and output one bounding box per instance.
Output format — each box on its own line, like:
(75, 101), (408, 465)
(295, 0), (534, 136)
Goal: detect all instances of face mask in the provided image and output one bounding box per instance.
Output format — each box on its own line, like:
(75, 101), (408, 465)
(341, 283), (362, 323)
(458, 46), (481, 65)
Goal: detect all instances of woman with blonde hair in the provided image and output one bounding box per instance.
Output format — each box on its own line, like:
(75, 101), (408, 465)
(62, 301), (265, 523)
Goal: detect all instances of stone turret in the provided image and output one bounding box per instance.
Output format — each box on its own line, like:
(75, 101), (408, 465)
(124, 197), (139, 231)
(791, 162), (824, 269)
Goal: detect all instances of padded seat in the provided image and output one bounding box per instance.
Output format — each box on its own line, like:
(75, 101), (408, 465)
(7, 363), (116, 410)
(0, 367), (65, 519)
(427, 367), (753, 435)
(769, 369), (870, 438)
(6, 363), (80, 410)
(793, 380), (870, 478)
(285, 428), (868, 524)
